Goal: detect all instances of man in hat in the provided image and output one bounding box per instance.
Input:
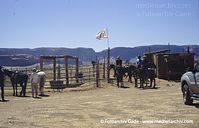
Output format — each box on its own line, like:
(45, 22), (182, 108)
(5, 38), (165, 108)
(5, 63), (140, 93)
(30, 68), (39, 98)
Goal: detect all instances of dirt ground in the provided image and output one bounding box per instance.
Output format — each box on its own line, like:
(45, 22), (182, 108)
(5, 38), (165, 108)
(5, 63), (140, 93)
(0, 79), (199, 128)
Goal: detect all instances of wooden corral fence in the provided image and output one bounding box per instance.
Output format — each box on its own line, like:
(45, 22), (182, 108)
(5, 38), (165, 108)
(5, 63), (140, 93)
(4, 56), (108, 89)
(39, 55), (107, 88)
(40, 55), (79, 84)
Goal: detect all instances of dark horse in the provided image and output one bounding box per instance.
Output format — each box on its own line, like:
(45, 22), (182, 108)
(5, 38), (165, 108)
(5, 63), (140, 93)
(115, 65), (125, 88)
(109, 64), (125, 87)
(134, 68), (146, 88)
(109, 63), (156, 88)
(4, 70), (28, 96)
(109, 64), (137, 87)
(123, 64), (137, 83)
(123, 64), (148, 88)
(134, 61), (156, 89)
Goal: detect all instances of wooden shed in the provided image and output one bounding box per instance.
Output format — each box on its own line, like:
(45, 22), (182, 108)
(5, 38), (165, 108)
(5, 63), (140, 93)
(144, 50), (194, 80)
(156, 53), (194, 80)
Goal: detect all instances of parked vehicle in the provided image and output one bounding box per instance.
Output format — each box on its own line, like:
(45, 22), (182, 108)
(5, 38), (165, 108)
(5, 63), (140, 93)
(181, 63), (199, 105)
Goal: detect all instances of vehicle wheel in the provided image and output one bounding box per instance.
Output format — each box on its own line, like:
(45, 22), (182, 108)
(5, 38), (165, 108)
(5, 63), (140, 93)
(183, 84), (193, 105)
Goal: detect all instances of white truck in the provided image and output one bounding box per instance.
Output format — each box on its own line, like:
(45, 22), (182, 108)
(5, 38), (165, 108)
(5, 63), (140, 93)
(181, 63), (199, 105)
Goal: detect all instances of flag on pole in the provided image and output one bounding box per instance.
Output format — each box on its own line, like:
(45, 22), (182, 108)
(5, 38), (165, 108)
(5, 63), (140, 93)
(96, 29), (108, 40)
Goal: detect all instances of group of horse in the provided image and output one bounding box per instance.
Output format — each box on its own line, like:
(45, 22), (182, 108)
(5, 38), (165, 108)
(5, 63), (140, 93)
(0, 62), (156, 101)
(109, 63), (156, 89)
(0, 67), (45, 101)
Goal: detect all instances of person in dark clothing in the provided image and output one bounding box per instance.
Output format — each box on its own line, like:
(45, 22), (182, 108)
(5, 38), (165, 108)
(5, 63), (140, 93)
(116, 56), (122, 67)
(137, 56), (143, 68)
(142, 56), (149, 71)
(0, 66), (5, 101)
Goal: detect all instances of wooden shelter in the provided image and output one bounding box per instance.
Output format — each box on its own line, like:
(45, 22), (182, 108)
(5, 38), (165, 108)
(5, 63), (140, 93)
(40, 55), (79, 84)
(144, 50), (194, 80)
(156, 53), (194, 79)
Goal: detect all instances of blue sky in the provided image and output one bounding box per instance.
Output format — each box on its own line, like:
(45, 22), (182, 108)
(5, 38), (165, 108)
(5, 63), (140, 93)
(0, 0), (198, 51)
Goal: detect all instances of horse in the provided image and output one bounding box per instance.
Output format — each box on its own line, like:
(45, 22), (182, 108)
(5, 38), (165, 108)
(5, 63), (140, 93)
(143, 60), (156, 88)
(109, 64), (116, 77)
(4, 70), (28, 96)
(123, 64), (137, 83)
(133, 68), (145, 88)
(37, 70), (46, 96)
(134, 61), (156, 89)
(146, 68), (156, 88)
(109, 64), (137, 87)
(115, 65), (125, 88)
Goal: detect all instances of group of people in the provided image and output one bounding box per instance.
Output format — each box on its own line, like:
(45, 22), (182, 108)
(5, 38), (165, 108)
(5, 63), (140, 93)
(0, 66), (46, 101)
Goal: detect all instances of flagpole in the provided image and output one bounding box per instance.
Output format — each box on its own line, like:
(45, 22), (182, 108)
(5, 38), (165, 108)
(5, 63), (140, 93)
(96, 27), (110, 83)
(106, 27), (110, 48)
(106, 27), (110, 83)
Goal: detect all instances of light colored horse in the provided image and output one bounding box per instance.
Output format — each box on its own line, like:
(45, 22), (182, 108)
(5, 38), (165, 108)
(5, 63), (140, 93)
(37, 71), (46, 96)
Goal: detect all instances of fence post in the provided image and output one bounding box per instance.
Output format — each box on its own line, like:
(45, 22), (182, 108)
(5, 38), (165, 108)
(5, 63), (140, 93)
(57, 62), (61, 80)
(70, 68), (72, 81)
(96, 59), (100, 87)
(107, 48), (110, 83)
(103, 57), (105, 79)
(64, 56), (69, 84)
(53, 57), (56, 80)
(76, 57), (79, 83)
(89, 68), (91, 83)
(93, 64), (95, 77)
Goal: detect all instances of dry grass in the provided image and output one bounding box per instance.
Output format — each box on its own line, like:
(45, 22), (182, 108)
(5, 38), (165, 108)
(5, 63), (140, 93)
(0, 79), (199, 128)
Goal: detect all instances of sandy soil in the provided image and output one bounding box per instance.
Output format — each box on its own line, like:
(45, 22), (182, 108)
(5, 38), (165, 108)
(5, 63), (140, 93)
(0, 79), (199, 128)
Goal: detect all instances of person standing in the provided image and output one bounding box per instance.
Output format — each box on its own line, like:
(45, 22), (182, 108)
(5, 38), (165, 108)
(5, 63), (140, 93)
(30, 68), (39, 98)
(116, 56), (122, 67)
(0, 66), (5, 101)
(137, 55), (143, 68)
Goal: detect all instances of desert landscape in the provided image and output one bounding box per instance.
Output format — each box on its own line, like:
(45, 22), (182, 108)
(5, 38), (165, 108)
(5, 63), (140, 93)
(1, 0), (198, 128)
(0, 79), (199, 128)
